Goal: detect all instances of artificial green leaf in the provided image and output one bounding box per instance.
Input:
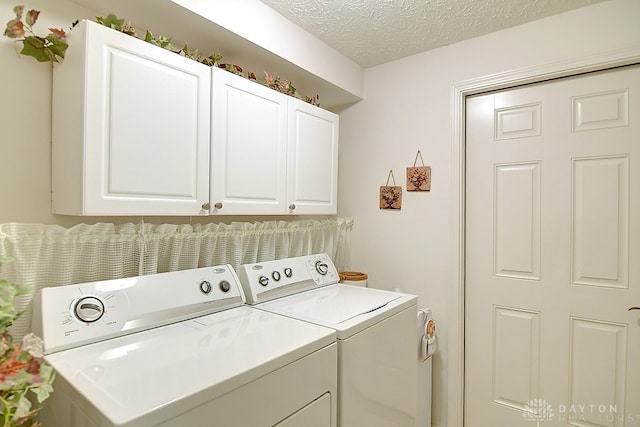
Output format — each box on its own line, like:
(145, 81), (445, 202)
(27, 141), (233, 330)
(18, 35), (65, 63)
(22, 43), (47, 61)
(12, 392), (33, 419)
(144, 29), (153, 43)
(0, 283), (20, 317)
(46, 34), (69, 59)
(40, 362), (56, 384)
(143, 31), (172, 49)
(96, 13), (124, 31)
(20, 35), (45, 53)
(157, 35), (172, 49)
(34, 381), (54, 403)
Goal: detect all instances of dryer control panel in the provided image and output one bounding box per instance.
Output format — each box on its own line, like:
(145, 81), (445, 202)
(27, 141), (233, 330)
(32, 265), (244, 355)
(238, 253), (340, 304)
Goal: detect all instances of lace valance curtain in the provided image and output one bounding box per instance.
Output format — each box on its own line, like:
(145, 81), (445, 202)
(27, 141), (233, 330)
(0, 218), (353, 338)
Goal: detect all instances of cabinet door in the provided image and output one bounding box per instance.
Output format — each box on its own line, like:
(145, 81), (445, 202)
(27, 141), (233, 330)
(287, 99), (339, 215)
(52, 20), (210, 216)
(210, 68), (288, 214)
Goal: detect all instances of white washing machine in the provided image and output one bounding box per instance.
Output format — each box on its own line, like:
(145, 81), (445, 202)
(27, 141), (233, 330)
(238, 254), (418, 427)
(32, 265), (337, 427)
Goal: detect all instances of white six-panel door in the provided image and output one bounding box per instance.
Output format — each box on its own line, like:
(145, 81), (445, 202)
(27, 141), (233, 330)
(465, 65), (639, 426)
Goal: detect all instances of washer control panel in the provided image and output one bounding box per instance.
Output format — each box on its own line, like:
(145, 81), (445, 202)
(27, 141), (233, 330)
(238, 253), (340, 304)
(33, 265), (244, 355)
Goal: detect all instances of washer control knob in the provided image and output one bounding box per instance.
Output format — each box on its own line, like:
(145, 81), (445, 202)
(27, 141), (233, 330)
(315, 260), (329, 275)
(272, 271), (281, 281)
(74, 296), (105, 323)
(219, 280), (231, 293)
(199, 280), (213, 294)
(258, 275), (269, 287)
(284, 267), (293, 278)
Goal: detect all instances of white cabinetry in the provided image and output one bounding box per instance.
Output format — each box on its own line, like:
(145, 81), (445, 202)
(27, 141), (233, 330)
(287, 98), (339, 215)
(210, 67), (339, 215)
(52, 20), (211, 216)
(52, 21), (338, 217)
(210, 67), (288, 215)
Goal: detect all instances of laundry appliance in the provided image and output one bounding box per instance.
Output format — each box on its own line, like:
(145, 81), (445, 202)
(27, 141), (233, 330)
(32, 265), (337, 426)
(238, 253), (417, 426)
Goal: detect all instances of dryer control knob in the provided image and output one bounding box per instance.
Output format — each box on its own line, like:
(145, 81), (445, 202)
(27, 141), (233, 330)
(219, 280), (231, 293)
(258, 275), (269, 286)
(74, 296), (105, 323)
(284, 267), (293, 278)
(199, 280), (213, 294)
(272, 271), (281, 281)
(315, 261), (329, 275)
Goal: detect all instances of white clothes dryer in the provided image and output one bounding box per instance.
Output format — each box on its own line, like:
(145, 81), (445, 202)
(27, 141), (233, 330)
(32, 265), (337, 427)
(238, 254), (417, 427)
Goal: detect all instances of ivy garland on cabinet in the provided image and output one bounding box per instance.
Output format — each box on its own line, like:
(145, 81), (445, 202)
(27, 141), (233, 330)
(3, 5), (68, 62)
(3, 5), (321, 106)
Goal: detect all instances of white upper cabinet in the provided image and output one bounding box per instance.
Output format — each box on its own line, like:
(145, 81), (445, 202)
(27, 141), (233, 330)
(52, 21), (338, 216)
(52, 20), (211, 216)
(287, 99), (339, 215)
(210, 68), (339, 215)
(210, 67), (288, 214)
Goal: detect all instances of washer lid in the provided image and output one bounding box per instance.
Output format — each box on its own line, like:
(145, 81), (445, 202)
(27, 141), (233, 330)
(45, 306), (335, 427)
(258, 284), (416, 339)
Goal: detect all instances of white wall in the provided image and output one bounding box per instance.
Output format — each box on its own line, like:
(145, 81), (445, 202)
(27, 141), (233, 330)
(0, 0), (97, 225)
(336, 1), (640, 426)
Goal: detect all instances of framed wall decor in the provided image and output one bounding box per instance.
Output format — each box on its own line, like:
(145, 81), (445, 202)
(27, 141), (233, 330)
(380, 170), (402, 210)
(407, 150), (431, 192)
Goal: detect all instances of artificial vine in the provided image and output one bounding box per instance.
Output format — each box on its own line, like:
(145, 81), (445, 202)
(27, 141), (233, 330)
(3, 5), (68, 62)
(3, 7), (321, 106)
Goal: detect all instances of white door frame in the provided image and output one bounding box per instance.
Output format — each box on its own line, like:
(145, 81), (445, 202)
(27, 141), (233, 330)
(448, 45), (640, 427)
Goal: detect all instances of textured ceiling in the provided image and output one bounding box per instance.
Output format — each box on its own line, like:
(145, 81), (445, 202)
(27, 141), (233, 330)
(259, 0), (606, 68)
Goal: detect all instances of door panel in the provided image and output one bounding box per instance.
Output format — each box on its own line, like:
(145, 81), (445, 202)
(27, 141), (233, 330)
(465, 65), (639, 426)
(210, 68), (288, 214)
(287, 99), (339, 214)
(53, 20), (211, 215)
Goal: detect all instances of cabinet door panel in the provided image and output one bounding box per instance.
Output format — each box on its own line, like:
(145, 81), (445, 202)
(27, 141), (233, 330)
(52, 20), (210, 216)
(107, 50), (200, 198)
(211, 68), (287, 214)
(288, 100), (339, 214)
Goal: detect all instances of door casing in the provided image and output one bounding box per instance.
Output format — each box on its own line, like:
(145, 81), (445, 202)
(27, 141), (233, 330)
(448, 45), (640, 427)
